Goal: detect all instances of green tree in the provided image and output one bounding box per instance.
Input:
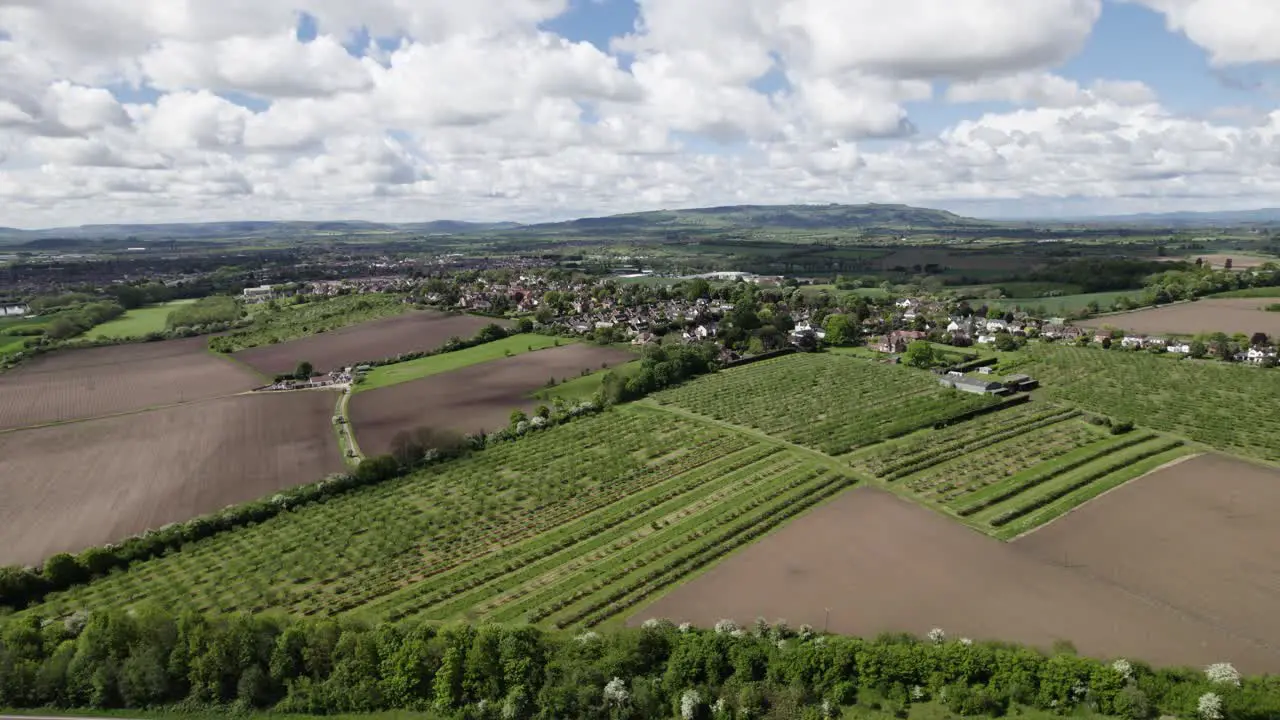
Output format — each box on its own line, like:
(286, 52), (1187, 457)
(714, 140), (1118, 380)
(294, 361), (314, 379)
(902, 341), (936, 369)
(822, 314), (857, 346)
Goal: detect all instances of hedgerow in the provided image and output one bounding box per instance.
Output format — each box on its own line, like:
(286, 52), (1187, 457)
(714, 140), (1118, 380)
(2, 610), (1278, 719)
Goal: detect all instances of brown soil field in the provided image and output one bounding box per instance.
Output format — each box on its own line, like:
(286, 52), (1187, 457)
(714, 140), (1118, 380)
(633, 486), (1280, 672)
(1015, 454), (1280, 667)
(0, 338), (261, 431)
(1079, 298), (1280, 336)
(0, 391), (343, 566)
(233, 311), (508, 376)
(351, 344), (636, 455)
(1162, 253), (1277, 270)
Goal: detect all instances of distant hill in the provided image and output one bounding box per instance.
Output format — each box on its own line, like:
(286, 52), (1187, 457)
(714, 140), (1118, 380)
(1068, 208), (1280, 227)
(0, 204), (993, 244)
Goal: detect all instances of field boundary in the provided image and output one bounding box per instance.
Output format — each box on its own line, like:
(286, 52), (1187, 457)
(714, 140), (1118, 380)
(1006, 452), (1201, 542)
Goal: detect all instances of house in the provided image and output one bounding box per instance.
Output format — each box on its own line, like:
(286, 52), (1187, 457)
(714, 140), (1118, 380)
(1093, 330), (1113, 344)
(1167, 342), (1192, 354)
(242, 285), (276, 303)
(876, 330), (926, 354)
(939, 376), (1007, 396)
(977, 366), (994, 375)
(946, 318), (972, 334)
(1121, 336), (1145, 349)
(1246, 347), (1278, 365)
(631, 332), (657, 346)
(985, 319), (1007, 332)
(977, 334), (996, 345)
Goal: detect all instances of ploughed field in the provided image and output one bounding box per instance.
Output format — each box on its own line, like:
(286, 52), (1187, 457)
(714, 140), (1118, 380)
(1078, 298), (1280, 337)
(351, 343), (635, 454)
(632, 483), (1280, 673)
(0, 338), (261, 431)
(0, 391), (343, 566)
(232, 311), (508, 376)
(24, 408), (854, 625)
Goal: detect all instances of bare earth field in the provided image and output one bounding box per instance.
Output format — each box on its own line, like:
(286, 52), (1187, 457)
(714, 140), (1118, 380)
(351, 344), (635, 455)
(1163, 253), (1277, 270)
(1080, 298), (1280, 337)
(233, 311), (508, 376)
(0, 391), (343, 566)
(633, 486), (1280, 672)
(1016, 454), (1280, 666)
(0, 338), (261, 431)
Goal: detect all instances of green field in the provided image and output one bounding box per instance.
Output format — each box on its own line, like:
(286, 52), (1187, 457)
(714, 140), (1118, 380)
(1014, 343), (1280, 462)
(87, 299), (196, 339)
(357, 334), (564, 391)
(652, 353), (999, 455)
(851, 401), (1189, 538)
(25, 408), (852, 626)
(210, 294), (409, 353)
(1210, 286), (1280, 298)
(534, 358), (644, 401)
(988, 290), (1143, 314)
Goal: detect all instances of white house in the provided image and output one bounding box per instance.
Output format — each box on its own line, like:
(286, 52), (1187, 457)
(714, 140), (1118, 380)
(1121, 336), (1146, 348)
(977, 334), (997, 345)
(1246, 347), (1277, 365)
(1168, 342), (1192, 354)
(985, 319), (1006, 332)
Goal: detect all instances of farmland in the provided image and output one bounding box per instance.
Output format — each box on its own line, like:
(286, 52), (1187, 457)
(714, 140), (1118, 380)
(210, 293), (412, 355)
(232, 310), (506, 376)
(25, 409), (853, 627)
(0, 338), (262, 431)
(1078, 297), (1280, 336)
(87, 299), (196, 339)
(851, 402), (1190, 537)
(631, 486), (1280, 672)
(357, 333), (564, 391)
(651, 353), (999, 455)
(351, 344), (635, 454)
(0, 391), (343, 566)
(988, 290), (1143, 314)
(1017, 344), (1280, 462)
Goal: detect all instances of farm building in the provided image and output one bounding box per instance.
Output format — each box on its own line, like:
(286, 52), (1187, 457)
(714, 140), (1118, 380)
(939, 376), (1008, 396)
(242, 285), (276, 303)
(1003, 374), (1039, 391)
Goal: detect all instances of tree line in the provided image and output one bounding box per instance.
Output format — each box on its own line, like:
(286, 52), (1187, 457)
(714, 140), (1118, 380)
(1, 610), (1277, 719)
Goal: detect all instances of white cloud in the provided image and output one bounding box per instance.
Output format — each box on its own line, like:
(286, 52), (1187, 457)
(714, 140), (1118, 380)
(1131, 0), (1280, 65)
(2, 0), (1280, 227)
(947, 73), (1158, 108)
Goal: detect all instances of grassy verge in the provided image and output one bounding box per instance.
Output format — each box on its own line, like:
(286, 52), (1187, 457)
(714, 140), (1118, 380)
(534, 358), (643, 401)
(1210, 286), (1280, 298)
(88, 299), (196, 339)
(357, 334), (564, 391)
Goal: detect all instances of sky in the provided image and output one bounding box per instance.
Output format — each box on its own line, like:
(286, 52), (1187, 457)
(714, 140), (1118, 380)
(2, 0), (1280, 228)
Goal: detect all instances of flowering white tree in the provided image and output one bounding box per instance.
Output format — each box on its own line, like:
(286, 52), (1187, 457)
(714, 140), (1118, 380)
(1112, 659), (1134, 681)
(927, 627), (947, 644)
(959, 637), (973, 646)
(678, 622), (693, 633)
(752, 617), (769, 637)
(1198, 691), (1224, 720)
(1205, 663), (1241, 687)
(574, 630), (600, 644)
(681, 689), (703, 720)
(714, 619), (739, 635)
(603, 677), (629, 706)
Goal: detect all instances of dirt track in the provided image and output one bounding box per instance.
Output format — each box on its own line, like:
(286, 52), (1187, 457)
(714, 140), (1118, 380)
(351, 344), (635, 455)
(234, 311), (508, 375)
(0, 391), (343, 566)
(0, 338), (261, 431)
(632, 484), (1280, 672)
(1079, 298), (1280, 337)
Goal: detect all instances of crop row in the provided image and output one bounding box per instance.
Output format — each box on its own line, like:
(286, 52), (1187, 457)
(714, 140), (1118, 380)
(360, 443), (790, 621)
(653, 353), (995, 455)
(566, 470), (854, 628)
(1023, 344), (1280, 461)
(874, 408), (1081, 481)
(988, 438), (1185, 527)
(522, 463), (835, 626)
(26, 411), (749, 619)
(954, 431), (1158, 517)
(903, 421), (1103, 503)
